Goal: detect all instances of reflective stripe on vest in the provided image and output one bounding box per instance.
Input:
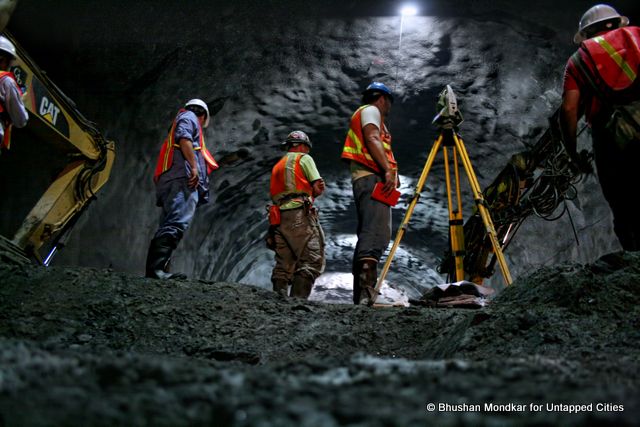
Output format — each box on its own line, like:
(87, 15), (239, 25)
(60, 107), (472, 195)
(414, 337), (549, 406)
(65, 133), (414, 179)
(152, 109), (219, 183)
(270, 152), (313, 203)
(582, 27), (640, 91)
(0, 71), (21, 151)
(341, 104), (396, 173)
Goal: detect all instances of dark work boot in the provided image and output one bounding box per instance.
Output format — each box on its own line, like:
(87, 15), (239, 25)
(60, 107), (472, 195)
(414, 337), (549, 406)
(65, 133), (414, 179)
(145, 236), (187, 280)
(356, 259), (378, 306)
(352, 262), (362, 305)
(290, 275), (314, 299)
(272, 279), (289, 297)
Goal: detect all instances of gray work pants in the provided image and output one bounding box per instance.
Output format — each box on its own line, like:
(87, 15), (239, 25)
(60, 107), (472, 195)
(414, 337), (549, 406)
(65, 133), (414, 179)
(352, 174), (391, 268)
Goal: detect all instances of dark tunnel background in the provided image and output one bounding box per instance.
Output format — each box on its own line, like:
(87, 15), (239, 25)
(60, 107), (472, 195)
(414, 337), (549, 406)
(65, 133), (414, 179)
(3, 0), (640, 303)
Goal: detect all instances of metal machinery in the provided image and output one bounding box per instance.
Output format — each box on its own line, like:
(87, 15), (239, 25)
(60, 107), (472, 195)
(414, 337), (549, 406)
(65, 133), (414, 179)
(439, 107), (587, 284)
(0, 31), (115, 265)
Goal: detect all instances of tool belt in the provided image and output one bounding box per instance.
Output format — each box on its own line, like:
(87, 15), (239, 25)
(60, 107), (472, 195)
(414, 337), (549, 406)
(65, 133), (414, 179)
(267, 194), (315, 226)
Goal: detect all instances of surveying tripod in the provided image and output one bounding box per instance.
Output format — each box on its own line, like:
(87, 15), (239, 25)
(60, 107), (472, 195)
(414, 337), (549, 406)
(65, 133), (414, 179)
(372, 86), (512, 305)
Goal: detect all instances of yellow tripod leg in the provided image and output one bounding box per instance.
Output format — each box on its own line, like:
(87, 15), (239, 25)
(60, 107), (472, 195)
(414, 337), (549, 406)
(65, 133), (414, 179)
(453, 133), (513, 286)
(373, 134), (444, 302)
(443, 146), (465, 282)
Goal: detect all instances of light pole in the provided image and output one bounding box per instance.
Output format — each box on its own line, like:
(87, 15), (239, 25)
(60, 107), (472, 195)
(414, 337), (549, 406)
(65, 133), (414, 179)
(395, 5), (418, 89)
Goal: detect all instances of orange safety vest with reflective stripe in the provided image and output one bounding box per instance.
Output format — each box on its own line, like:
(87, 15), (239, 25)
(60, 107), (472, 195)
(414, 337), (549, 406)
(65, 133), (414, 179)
(341, 104), (396, 173)
(270, 152), (313, 204)
(575, 27), (640, 101)
(153, 109), (219, 183)
(0, 71), (23, 151)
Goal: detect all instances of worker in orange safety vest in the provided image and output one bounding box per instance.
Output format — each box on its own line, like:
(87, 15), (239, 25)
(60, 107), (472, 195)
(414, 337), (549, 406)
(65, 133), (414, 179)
(560, 4), (640, 251)
(341, 82), (399, 305)
(146, 98), (219, 280)
(267, 130), (325, 299)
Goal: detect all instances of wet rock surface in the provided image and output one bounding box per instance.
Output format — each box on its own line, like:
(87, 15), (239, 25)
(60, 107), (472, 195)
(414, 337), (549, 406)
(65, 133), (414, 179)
(1, 251), (639, 426)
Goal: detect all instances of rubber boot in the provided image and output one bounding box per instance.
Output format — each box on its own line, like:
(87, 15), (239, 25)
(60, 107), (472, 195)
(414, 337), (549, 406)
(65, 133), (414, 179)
(145, 236), (187, 280)
(290, 275), (314, 299)
(272, 279), (289, 297)
(356, 259), (378, 306)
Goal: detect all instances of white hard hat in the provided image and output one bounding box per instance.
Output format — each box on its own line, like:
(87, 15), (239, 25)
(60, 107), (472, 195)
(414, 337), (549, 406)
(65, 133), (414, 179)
(0, 35), (16, 58)
(574, 4), (629, 44)
(184, 98), (210, 128)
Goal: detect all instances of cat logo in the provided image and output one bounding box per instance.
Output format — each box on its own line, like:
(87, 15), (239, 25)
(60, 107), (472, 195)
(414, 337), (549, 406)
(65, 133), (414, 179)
(39, 97), (61, 126)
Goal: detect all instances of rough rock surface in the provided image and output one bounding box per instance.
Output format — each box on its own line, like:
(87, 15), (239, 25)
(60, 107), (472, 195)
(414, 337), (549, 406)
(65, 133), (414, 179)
(1, 1), (638, 299)
(1, 251), (639, 426)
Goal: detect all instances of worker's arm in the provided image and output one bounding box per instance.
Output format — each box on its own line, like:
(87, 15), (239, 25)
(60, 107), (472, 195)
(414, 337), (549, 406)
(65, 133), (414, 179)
(559, 89), (581, 164)
(363, 123), (396, 194)
(178, 138), (199, 188)
(3, 79), (28, 128)
(299, 154), (324, 197)
(312, 179), (325, 197)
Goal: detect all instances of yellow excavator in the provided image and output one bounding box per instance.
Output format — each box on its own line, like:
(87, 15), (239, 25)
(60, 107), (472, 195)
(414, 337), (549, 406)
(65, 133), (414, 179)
(0, 29), (115, 265)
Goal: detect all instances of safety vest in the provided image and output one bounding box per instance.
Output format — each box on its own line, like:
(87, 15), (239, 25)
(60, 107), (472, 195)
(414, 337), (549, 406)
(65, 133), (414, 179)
(270, 152), (313, 204)
(576, 26), (640, 99)
(153, 109), (219, 183)
(0, 71), (23, 151)
(341, 104), (396, 173)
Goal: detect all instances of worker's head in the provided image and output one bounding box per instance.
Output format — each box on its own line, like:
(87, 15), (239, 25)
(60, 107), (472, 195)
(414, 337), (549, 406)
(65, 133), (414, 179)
(362, 82), (393, 115)
(281, 130), (312, 152)
(184, 98), (210, 128)
(574, 4), (629, 44)
(0, 35), (16, 70)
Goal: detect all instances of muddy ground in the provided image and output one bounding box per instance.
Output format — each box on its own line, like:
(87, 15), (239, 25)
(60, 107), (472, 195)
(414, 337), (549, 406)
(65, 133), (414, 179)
(0, 252), (639, 426)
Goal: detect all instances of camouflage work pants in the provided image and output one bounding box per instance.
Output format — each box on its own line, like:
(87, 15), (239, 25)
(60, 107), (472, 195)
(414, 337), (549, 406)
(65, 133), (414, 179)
(271, 207), (325, 283)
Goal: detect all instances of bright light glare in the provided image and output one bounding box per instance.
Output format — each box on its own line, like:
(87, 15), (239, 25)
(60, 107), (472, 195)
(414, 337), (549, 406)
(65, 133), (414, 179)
(400, 5), (418, 16)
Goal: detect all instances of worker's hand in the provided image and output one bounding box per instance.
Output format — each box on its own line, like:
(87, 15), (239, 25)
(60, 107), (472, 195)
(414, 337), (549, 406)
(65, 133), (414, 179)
(383, 168), (397, 195)
(577, 150), (593, 174)
(312, 179), (325, 197)
(569, 150), (593, 175)
(188, 167), (199, 188)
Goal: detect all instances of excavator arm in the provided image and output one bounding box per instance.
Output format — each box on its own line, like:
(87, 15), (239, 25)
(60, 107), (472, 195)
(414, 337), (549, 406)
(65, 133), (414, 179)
(2, 31), (115, 264)
(439, 108), (587, 283)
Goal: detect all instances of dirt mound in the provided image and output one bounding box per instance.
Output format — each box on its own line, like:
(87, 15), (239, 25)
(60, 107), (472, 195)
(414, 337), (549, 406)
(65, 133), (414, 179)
(1, 255), (639, 426)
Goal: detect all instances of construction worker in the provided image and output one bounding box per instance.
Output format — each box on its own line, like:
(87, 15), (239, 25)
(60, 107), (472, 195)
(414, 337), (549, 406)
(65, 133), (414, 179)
(0, 35), (28, 154)
(268, 130), (325, 299)
(559, 5), (640, 251)
(146, 99), (219, 279)
(341, 82), (398, 305)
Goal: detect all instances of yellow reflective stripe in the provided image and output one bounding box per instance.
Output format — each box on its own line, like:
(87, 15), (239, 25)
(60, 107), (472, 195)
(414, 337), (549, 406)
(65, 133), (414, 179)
(595, 36), (637, 82)
(382, 142), (391, 150)
(284, 153), (299, 193)
(347, 128), (364, 153)
(343, 146), (373, 161)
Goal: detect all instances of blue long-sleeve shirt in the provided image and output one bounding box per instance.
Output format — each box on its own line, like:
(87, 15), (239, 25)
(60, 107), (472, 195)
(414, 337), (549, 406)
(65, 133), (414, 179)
(156, 110), (210, 204)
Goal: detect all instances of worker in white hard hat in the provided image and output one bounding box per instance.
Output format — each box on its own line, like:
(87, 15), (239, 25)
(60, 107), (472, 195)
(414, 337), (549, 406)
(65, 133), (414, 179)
(0, 34), (28, 153)
(267, 130), (326, 299)
(145, 99), (220, 279)
(559, 4), (640, 251)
